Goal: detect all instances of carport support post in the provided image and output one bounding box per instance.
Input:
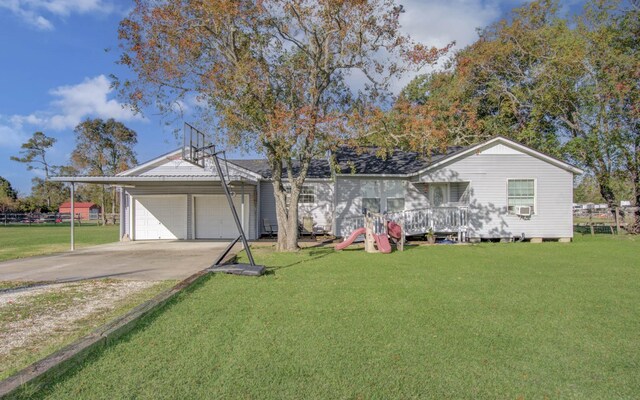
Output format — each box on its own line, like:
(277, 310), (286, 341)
(70, 182), (75, 251)
(241, 181), (245, 231)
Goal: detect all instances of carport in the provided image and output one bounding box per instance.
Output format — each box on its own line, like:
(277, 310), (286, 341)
(51, 170), (261, 248)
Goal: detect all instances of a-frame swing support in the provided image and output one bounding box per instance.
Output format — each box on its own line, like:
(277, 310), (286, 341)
(183, 126), (265, 276)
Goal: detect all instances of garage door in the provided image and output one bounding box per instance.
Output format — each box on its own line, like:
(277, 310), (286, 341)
(194, 195), (250, 239)
(134, 196), (187, 240)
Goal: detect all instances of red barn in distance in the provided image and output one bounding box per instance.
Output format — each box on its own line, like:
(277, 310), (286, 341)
(58, 202), (101, 220)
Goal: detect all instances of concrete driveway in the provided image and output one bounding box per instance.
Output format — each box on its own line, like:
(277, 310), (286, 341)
(0, 241), (236, 282)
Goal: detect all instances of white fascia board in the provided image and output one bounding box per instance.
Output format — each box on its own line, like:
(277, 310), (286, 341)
(414, 137), (583, 175)
(223, 160), (266, 180)
(261, 178), (334, 182)
(118, 149), (183, 176)
(119, 148), (265, 180)
(334, 173), (411, 178)
(51, 175), (258, 184)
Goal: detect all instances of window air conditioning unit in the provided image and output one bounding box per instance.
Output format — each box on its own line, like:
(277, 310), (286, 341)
(514, 206), (532, 216)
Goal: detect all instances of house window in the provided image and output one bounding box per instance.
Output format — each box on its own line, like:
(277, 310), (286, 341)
(361, 180), (380, 213)
(508, 179), (535, 213)
(299, 185), (315, 204)
(386, 198), (405, 212)
(284, 184), (315, 205)
(362, 198), (381, 213)
(385, 181), (405, 213)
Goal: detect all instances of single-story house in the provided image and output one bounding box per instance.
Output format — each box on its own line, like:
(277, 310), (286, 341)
(58, 202), (101, 220)
(52, 136), (582, 241)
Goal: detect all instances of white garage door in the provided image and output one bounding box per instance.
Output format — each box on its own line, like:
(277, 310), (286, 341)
(134, 196), (187, 240)
(194, 195), (250, 239)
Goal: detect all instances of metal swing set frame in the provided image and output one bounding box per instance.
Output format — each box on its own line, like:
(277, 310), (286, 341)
(182, 123), (266, 276)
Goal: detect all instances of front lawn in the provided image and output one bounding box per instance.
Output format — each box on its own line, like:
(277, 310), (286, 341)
(28, 236), (640, 399)
(0, 224), (119, 262)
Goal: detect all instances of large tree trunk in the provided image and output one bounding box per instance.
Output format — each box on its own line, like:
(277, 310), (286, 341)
(273, 179), (300, 251)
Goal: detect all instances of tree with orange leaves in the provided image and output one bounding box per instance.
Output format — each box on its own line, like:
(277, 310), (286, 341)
(117, 0), (448, 250)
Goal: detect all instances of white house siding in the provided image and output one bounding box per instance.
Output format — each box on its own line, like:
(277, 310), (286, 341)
(259, 180), (334, 235)
(335, 177), (414, 237)
(123, 184), (258, 240)
(418, 152), (574, 239)
(405, 182), (429, 210)
(299, 181), (334, 233)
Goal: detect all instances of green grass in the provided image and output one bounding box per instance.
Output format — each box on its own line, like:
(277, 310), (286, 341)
(0, 224), (119, 262)
(25, 236), (640, 399)
(0, 281), (42, 291)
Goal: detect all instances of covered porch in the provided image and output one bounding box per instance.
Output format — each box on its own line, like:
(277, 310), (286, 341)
(341, 205), (469, 242)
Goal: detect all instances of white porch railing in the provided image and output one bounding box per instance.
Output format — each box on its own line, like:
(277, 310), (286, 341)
(341, 215), (365, 237)
(341, 206), (468, 238)
(387, 207), (468, 236)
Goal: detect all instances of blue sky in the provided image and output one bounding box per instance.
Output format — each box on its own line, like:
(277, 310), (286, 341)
(0, 0), (584, 195)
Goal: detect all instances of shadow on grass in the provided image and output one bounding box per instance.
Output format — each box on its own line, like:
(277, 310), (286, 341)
(264, 247), (336, 274)
(10, 272), (216, 400)
(264, 243), (424, 275)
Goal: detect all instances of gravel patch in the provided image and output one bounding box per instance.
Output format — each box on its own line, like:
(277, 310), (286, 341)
(0, 280), (156, 359)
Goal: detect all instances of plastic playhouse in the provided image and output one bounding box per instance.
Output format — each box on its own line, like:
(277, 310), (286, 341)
(336, 210), (404, 253)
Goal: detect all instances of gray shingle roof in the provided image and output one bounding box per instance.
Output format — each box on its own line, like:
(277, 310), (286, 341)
(230, 145), (469, 178)
(230, 159), (332, 179)
(332, 146), (467, 175)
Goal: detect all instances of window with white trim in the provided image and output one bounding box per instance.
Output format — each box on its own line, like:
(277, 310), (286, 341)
(507, 179), (535, 214)
(385, 180), (405, 212)
(299, 185), (315, 204)
(361, 180), (380, 213)
(386, 198), (405, 212)
(284, 184), (316, 206)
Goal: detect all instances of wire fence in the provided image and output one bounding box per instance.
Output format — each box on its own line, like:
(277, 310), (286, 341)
(573, 207), (638, 235)
(0, 212), (119, 226)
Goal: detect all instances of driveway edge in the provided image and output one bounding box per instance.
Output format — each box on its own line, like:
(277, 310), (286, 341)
(0, 253), (238, 399)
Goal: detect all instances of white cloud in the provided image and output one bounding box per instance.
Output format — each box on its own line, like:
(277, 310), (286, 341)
(45, 75), (141, 130)
(0, 123), (27, 148)
(400, 0), (505, 50)
(384, 0), (516, 92)
(4, 75), (143, 138)
(0, 0), (116, 30)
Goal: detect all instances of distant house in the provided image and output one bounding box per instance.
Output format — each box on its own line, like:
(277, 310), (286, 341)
(59, 202), (101, 220)
(53, 136), (582, 241)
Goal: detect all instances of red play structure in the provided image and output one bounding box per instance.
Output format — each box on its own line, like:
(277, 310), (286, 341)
(336, 212), (404, 253)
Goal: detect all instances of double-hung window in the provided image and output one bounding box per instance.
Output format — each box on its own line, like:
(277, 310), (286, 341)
(299, 185), (315, 204)
(507, 179), (535, 214)
(361, 180), (381, 213)
(284, 184), (316, 206)
(385, 180), (405, 212)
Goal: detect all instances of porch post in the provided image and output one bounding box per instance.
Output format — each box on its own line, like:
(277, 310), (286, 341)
(119, 187), (125, 240)
(256, 181), (261, 239)
(70, 182), (75, 251)
(241, 180), (245, 231)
